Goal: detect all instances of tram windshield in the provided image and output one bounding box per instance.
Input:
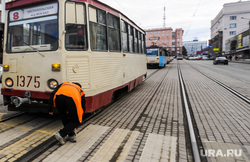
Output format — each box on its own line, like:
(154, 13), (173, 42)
(146, 48), (159, 56)
(6, 3), (58, 53)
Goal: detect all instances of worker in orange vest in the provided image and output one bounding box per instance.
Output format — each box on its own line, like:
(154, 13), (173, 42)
(49, 82), (86, 145)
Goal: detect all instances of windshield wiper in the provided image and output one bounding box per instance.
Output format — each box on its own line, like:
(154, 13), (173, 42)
(19, 41), (45, 57)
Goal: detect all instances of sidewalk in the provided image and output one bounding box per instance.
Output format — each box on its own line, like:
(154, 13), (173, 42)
(230, 59), (250, 64)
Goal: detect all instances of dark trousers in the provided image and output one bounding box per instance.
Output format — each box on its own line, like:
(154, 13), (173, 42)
(55, 95), (80, 137)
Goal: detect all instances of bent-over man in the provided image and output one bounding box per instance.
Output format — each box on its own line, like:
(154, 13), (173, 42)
(49, 82), (86, 145)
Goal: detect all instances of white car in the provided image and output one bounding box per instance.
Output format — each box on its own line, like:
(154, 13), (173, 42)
(202, 56), (208, 60)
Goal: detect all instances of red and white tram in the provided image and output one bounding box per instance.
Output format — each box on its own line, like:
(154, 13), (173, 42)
(1, 0), (147, 113)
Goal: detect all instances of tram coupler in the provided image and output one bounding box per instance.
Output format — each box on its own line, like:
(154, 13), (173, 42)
(10, 91), (31, 107)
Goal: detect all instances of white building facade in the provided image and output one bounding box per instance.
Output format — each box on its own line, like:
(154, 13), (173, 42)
(183, 39), (207, 55)
(211, 1), (250, 52)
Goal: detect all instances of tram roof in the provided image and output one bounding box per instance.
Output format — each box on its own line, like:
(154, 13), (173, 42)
(5, 0), (145, 33)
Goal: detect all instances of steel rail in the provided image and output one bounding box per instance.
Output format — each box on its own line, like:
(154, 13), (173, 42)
(143, 69), (160, 81)
(0, 112), (25, 122)
(196, 68), (250, 105)
(17, 69), (163, 161)
(178, 64), (201, 162)
(186, 62), (250, 105)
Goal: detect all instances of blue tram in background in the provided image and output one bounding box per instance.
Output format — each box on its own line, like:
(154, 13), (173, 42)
(146, 46), (172, 68)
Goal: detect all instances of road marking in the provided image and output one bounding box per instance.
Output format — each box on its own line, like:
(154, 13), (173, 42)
(43, 124), (110, 162)
(40, 125), (179, 162)
(139, 133), (177, 162)
(117, 131), (140, 161)
(89, 128), (140, 162)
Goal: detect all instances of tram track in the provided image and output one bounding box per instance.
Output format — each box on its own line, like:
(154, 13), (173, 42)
(14, 68), (165, 161)
(1, 64), (194, 161)
(143, 69), (160, 81)
(16, 104), (112, 161)
(177, 62), (202, 162)
(190, 61), (250, 84)
(178, 60), (250, 162)
(0, 112), (26, 122)
(186, 62), (250, 105)
(0, 63), (198, 161)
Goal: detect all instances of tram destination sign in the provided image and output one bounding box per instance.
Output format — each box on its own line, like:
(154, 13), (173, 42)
(9, 3), (58, 21)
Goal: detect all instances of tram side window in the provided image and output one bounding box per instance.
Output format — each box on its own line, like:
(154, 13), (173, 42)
(141, 34), (146, 54)
(163, 49), (166, 56)
(134, 29), (138, 53)
(108, 14), (121, 52)
(89, 7), (107, 51)
(159, 49), (166, 56)
(65, 24), (87, 50)
(138, 32), (142, 53)
(121, 20), (128, 52)
(128, 25), (134, 53)
(65, 2), (87, 50)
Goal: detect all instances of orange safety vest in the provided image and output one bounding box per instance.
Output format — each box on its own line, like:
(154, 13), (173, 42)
(53, 82), (85, 123)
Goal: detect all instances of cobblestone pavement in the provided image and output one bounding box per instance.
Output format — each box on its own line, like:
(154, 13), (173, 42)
(185, 60), (250, 98)
(1, 60), (249, 162)
(179, 61), (250, 162)
(35, 61), (191, 162)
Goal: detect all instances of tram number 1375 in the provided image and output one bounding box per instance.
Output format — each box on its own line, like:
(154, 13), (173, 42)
(16, 75), (41, 88)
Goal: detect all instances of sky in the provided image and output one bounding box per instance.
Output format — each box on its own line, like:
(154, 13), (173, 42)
(99, 0), (249, 42)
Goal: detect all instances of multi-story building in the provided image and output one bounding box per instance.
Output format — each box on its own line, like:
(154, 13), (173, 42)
(183, 38), (207, 55)
(210, 1), (250, 55)
(145, 27), (184, 56)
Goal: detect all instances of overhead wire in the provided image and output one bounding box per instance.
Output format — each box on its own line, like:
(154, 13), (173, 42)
(114, 0), (143, 26)
(184, 0), (202, 37)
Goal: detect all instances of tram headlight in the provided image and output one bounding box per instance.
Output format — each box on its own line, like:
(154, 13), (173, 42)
(5, 78), (13, 87)
(48, 79), (58, 90)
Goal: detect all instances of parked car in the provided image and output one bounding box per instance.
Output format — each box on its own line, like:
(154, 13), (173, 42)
(202, 56), (208, 60)
(213, 57), (228, 65)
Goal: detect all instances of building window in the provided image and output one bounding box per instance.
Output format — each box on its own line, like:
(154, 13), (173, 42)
(230, 23), (237, 28)
(230, 16), (237, 20)
(229, 31), (236, 35)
